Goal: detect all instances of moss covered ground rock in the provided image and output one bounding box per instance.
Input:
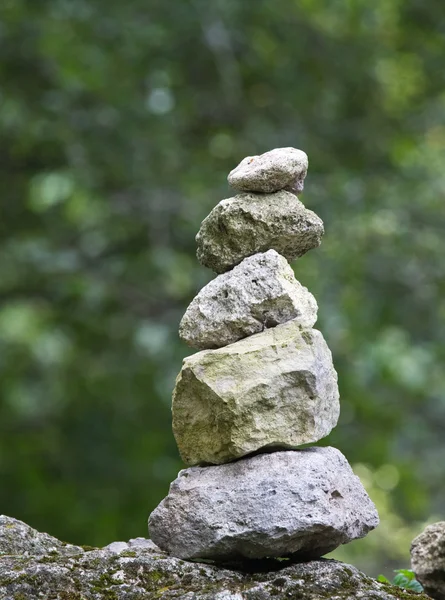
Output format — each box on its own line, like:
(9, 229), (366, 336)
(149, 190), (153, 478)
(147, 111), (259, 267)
(0, 516), (430, 599)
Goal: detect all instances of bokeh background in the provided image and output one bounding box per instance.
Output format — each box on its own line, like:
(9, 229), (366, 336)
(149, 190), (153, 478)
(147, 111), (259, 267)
(1, 0), (444, 577)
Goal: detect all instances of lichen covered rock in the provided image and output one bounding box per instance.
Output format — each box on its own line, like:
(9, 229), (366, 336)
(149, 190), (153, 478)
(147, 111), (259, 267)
(173, 320), (339, 466)
(0, 515), (420, 600)
(179, 250), (317, 350)
(196, 191), (324, 273)
(411, 522), (445, 600)
(228, 147), (308, 194)
(0, 515), (83, 558)
(149, 447), (379, 562)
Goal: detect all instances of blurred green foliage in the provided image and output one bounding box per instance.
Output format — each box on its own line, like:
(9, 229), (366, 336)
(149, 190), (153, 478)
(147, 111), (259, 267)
(0, 0), (444, 576)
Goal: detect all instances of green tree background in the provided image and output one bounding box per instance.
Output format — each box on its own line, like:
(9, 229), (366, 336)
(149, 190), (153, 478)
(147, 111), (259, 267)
(1, 0), (444, 577)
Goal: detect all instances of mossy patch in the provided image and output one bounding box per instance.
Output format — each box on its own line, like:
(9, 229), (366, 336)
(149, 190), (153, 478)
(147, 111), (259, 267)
(119, 550), (137, 558)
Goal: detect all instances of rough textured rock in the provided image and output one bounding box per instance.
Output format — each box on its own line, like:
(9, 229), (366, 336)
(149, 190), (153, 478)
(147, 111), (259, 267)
(149, 447), (379, 562)
(228, 147), (308, 194)
(173, 320), (339, 465)
(0, 516), (419, 600)
(196, 191), (324, 273)
(411, 522), (445, 600)
(0, 514), (83, 558)
(180, 250), (318, 350)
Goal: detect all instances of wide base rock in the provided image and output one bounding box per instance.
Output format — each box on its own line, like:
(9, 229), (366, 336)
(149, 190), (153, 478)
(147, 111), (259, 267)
(411, 522), (445, 600)
(173, 321), (339, 466)
(148, 447), (379, 562)
(179, 250), (318, 350)
(0, 516), (422, 600)
(196, 191), (324, 273)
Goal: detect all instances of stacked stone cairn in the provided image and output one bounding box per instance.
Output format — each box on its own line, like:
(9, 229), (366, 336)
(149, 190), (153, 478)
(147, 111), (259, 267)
(149, 147), (379, 563)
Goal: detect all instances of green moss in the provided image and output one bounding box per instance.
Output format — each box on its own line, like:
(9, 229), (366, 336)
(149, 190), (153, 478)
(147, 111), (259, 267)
(378, 581), (429, 599)
(301, 330), (314, 345)
(59, 592), (85, 600)
(131, 568), (178, 595)
(88, 569), (123, 599)
(119, 550), (137, 558)
(38, 555), (60, 564)
(85, 557), (103, 569)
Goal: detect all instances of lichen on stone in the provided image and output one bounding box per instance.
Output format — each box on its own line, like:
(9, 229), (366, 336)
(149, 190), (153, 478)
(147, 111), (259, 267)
(0, 516), (430, 599)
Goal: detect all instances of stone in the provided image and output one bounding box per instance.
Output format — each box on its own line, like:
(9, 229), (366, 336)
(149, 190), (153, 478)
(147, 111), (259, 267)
(173, 320), (339, 465)
(0, 515), (419, 600)
(148, 447), (379, 562)
(179, 250), (318, 350)
(228, 147), (308, 194)
(0, 515), (83, 557)
(411, 522), (445, 600)
(196, 191), (324, 273)
(102, 541), (129, 554)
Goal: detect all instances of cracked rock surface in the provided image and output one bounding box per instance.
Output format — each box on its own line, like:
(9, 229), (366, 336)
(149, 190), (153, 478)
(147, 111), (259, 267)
(196, 191), (324, 273)
(180, 250), (317, 350)
(0, 516), (421, 600)
(411, 521), (445, 600)
(149, 447), (379, 562)
(228, 147), (308, 194)
(173, 321), (339, 465)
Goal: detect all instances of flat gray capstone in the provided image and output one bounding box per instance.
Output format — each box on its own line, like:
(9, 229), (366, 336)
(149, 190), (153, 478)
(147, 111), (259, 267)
(228, 147), (308, 194)
(196, 191), (324, 273)
(173, 320), (339, 466)
(148, 447), (379, 562)
(411, 522), (445, 600)
(179, 250), (317, 350)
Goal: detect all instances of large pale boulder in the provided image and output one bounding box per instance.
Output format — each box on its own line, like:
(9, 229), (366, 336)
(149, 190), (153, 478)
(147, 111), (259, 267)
(196, 191), (324, 273)
(228, 147), (308, 194)
(0, 515), (415, 600)
(411, 522), (445, 600)
(148, 447), (379, 561)
(173, 320), (339, 465)
(179, 250), (317, 350)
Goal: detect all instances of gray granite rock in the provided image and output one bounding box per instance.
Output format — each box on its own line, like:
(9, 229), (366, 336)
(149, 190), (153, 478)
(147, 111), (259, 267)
(228, 147), (308, 194)
(0, 514), (83, 557)
(196, 191), (324, 273)
(173, 320), (339, 466)
(149, 447), (379, 562)
(411, 522), (445, 600)
(0, 515), (415, 600)
(179, 250), (317, 350)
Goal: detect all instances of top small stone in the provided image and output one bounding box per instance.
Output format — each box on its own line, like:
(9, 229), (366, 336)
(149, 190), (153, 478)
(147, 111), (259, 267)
(228, 147), (308, 194)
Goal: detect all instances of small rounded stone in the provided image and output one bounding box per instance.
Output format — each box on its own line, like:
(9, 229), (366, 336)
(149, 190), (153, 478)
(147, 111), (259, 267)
(228, 147), (308, 194)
